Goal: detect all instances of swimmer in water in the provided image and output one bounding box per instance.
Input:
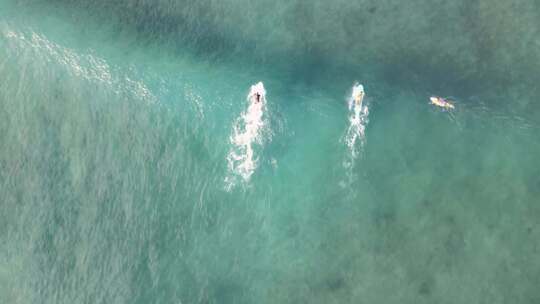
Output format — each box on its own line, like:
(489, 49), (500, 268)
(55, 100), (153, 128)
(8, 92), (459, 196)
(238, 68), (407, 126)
(254, 92), (261, 103)
(430, 96), (455, 109)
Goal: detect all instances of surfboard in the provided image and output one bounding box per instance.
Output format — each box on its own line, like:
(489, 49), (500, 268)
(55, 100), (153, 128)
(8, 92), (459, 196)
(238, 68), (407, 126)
(430, 96), (454, 109)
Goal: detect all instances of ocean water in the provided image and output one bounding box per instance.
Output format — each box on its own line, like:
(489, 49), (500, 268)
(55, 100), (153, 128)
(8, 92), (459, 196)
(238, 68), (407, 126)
(1, 0), (540, 303)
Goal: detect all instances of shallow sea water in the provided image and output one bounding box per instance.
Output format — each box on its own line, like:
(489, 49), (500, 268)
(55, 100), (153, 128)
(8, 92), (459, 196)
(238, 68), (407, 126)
(1, 0), (540, 303)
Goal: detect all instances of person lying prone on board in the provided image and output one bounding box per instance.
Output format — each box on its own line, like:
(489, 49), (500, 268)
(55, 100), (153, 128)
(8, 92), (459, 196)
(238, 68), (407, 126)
(430, 96), (454, 109)
(353, 84), (365, 107)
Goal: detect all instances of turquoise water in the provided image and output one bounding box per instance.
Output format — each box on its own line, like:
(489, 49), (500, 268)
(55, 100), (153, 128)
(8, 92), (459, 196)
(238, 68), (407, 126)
(1, 0), (540, 303)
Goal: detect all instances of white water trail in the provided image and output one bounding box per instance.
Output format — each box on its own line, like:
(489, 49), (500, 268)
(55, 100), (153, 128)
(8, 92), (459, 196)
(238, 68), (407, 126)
(339, 83), (370, 189)
(344, 84), (369, 159)
(225, 82), (268, 190)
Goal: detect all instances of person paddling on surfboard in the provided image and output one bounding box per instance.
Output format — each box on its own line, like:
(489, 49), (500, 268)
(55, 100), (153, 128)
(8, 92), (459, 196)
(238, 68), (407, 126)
(249, 82), (266, 104)
(352, 83), (365, 108)
(430, 96), (455, 109)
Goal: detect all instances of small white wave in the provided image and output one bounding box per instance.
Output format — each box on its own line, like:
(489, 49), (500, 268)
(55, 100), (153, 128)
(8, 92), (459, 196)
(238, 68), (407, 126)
(225, 82), (268, 189)
(2, 29), (156, 104)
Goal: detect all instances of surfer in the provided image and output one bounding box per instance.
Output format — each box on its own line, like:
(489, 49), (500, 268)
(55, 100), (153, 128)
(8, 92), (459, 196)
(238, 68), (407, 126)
(353, 83), (365, 108)
(430, 96), (455, 109)
(249, 82), (266, 104)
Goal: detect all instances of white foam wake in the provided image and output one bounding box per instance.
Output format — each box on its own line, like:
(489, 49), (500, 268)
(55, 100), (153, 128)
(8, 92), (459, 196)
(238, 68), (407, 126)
(225, 82), (268, 189)
(343, 83), (369, 158)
